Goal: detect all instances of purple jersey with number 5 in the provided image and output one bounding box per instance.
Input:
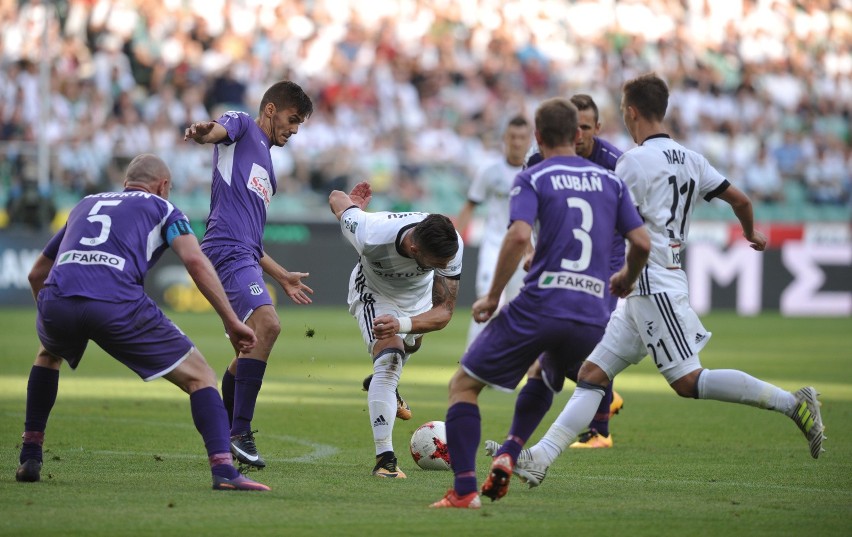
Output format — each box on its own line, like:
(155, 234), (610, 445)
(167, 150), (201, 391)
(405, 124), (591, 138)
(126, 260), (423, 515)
(201, 111), (276, 260)
(510, 155), (643, 327)
(42, 189), (189, 303)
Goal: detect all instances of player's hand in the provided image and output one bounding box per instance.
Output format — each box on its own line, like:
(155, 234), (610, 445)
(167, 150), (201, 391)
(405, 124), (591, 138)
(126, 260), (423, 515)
(227, 321), (257, 354)
(522, 250), (534, 272)
(609, 268), (636, 298)
(471, 296), (498, 323)
(745, 230), (767, 251)
(372, 314), (402, 340)
(184, 121), (217, 143)
(348, 181), (372, 210)
(280, 271), (313, 305)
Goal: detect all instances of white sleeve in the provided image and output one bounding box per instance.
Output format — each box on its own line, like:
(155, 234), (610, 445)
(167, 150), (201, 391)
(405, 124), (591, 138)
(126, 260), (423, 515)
(696, 155), (728, 198)
(339, 206), (368, 255)
(615, 152), (645, 209)
(467, 162), (492, 203)
(436, 232), (465, 278)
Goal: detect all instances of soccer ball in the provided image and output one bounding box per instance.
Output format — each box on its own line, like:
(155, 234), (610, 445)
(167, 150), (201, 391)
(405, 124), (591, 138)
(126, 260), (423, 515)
(409, 421), (451, 470)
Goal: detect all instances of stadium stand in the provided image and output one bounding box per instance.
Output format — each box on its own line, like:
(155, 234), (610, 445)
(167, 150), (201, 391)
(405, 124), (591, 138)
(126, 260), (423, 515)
(0, 0), (849, 228)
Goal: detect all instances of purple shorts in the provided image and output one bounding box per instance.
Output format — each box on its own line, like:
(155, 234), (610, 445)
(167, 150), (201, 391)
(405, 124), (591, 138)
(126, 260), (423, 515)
(36, 287), (194, 381)
(461, 301), (605, 392)
(203, 245), (272, 322)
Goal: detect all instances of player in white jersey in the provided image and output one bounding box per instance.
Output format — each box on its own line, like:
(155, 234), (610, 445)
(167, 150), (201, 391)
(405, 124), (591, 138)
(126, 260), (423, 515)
(513, 73), (825, 490)
(329, 182), (463, 478)
(456, 115), (531, 348)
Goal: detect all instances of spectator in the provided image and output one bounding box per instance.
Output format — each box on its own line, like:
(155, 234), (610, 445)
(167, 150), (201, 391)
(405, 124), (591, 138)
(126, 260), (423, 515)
(806, 139), (851, 206)
(743, 143), (785, 204)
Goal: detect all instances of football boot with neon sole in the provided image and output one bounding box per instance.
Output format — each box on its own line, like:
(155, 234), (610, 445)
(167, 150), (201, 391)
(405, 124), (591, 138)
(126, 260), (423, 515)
(430, 489), (482, 509)
(569, 429), (613, 449)
(372, 451), (406, 478)
(212, 473), (271, 491)
(609, 390), (624, 418)
(481, 453), (513, 502)
(790, 387), (826, 459)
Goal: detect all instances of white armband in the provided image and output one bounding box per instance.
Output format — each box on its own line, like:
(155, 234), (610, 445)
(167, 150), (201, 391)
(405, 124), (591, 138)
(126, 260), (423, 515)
(396, 317), (412, 334)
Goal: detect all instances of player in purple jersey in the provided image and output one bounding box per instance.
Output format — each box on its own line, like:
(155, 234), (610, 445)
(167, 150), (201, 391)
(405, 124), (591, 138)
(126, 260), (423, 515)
(15, 154), (269, 491)
(497, 94), (626, 454)
(512, 74), (825, 489)
(184, 81), (314, 468)
(430, 99), (650, 509)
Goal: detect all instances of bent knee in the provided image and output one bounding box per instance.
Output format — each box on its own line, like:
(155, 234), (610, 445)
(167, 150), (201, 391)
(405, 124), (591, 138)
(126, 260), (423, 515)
(251, 307), (281, 340)
(670, 372), (700, 399)
(577, 361), (609, 387)
(404, 337), (422, 354)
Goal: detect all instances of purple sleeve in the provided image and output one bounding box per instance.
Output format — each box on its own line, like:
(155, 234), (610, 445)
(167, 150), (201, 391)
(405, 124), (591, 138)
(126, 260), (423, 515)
(42, 225), (67, 260)
(508, 172), (538, 226)
(214, 111), (251, 145)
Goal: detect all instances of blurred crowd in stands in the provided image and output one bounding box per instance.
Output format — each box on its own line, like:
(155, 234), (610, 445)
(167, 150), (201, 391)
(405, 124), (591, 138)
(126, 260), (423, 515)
(1, 0), (850, 225)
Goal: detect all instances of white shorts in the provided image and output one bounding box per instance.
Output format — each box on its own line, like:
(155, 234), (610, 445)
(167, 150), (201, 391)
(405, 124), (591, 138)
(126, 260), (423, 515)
(589, 292), (712, 384)
(348, 283), (430, 355)
(476, 242), (525, 304)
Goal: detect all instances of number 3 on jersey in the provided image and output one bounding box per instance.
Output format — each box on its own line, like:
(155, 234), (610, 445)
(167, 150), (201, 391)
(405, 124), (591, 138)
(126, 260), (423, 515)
(561, 197), (592, 272)
(80, 200), (122, 246)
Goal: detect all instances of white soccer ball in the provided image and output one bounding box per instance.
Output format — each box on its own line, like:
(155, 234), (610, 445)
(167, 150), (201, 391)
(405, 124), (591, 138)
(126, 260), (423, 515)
(409, 420), (451, 470)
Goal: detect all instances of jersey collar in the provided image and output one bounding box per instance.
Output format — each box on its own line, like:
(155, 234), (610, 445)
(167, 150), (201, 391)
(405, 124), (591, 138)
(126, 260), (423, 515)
(640, 133), (671, 145)
(396, 224), (417, 258)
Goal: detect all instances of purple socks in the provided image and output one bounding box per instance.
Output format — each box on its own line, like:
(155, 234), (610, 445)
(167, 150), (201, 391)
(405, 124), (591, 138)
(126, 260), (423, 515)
(231, 358), (266, 436)
(446, 402), (480, 496)
(20, 365), (59, 463)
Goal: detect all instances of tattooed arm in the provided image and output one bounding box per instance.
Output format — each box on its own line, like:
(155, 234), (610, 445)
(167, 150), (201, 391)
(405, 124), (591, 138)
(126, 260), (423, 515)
(370, 275), (460, 339)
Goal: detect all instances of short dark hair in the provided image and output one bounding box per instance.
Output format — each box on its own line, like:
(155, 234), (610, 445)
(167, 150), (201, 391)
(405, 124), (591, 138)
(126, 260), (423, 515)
(622, 73), (669, 122)
(411, 214), (459, 260)
(507, 115), (529, 129)
(534, 98), (578, 148)
(570, 94), (599, 123)
(260, 81), (314, 119)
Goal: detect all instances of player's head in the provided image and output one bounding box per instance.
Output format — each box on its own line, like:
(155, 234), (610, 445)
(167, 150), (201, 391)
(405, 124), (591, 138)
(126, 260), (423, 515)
(259, 81), (314, 147)
(503, 115), (531, 166)
(570, 94), (600, 159)
(410, 214), (459, 270)
(124, 154), (172, 198)
(534, 97), (579, 151)
(621, 73), (669, 130)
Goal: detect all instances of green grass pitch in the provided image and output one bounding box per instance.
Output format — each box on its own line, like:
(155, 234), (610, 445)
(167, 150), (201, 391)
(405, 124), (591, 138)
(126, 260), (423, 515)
(1, 307), (850, 536)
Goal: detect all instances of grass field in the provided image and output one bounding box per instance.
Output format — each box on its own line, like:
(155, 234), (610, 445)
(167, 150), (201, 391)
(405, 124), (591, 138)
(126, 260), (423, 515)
(1, 306), (850, 536)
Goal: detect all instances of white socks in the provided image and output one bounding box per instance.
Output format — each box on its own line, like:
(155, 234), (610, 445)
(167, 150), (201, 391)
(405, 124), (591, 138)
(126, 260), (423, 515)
(369, 350), (404, 455)
(697, 369), (796, 414)
(530, 386), (605, 465)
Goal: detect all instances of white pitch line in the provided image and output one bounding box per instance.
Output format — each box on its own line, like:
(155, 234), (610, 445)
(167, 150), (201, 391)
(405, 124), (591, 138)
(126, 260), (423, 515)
(68, 434), (339, 464)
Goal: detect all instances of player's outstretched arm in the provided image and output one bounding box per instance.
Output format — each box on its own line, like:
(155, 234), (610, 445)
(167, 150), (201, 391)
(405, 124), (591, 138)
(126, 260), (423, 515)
(715, 184), (767, 251)
(259, 251), (313, 305)
(329, 181), (372, 220)
(171, 234), (256, 353)
(455, 200), (477, 234)
(472, 220), (531, 323)
(183, 121), (228, 144)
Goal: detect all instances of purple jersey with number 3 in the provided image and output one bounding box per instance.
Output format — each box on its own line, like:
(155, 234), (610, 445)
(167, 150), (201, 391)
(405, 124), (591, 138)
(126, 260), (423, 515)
(201, 111), (276, 259)
(42, 189), (189, 303)
(510, 155), (643, 327)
